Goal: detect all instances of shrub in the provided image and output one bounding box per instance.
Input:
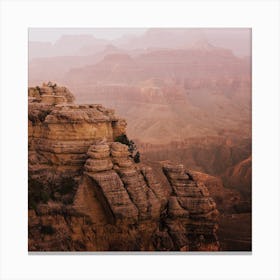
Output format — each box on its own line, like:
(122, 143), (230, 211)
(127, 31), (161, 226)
(134, 151), (140, 163)
(115, 134), (141, 163)
(115, 134), (130, 146)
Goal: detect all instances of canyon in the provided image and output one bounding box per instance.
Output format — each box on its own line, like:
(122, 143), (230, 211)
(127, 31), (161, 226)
(29, 83), (222, 251)
(28, 29), (252, 251)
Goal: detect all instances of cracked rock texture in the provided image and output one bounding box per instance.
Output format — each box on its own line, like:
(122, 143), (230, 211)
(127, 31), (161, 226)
(28, 83), (126, 185)
(28, 83), (219, 251)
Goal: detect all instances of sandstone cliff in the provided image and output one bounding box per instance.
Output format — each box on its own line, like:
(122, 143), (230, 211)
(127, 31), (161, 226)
(28, 83), (219, 251)
(29, 82), (126, 184)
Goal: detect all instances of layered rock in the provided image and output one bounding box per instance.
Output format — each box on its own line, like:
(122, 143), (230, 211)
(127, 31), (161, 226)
(29, 141), (219, 251)
(162, 163), (219, 251)
(28, 82), (75, 104)
(190, 170), (241, 213)
(224, 156), (252, 193)
(81, 142), (162, 223)
(28, 83), (220, 251)
(28, 83), (126, 184)
(83, 143), (138, 223)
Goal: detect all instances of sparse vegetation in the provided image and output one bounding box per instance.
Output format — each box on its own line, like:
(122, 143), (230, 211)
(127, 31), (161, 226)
(28, 178), (51, 210)
(115, 134), (130, 146)
(56, 177), (78, 205)
(115, 134), (141, 163)
(134, 151), (140, 163)
(28, 176), (78, 209)
(47, 81), (57, 89)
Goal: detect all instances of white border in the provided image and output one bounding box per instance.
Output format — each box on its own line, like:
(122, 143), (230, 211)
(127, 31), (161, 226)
(0, 0), (279, 279)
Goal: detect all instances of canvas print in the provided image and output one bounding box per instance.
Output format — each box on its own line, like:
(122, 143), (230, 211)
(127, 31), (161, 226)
(28, 28), (251, 251)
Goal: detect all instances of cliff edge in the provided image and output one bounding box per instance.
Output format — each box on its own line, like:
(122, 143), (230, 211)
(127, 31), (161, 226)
(28, 83), (219, 251)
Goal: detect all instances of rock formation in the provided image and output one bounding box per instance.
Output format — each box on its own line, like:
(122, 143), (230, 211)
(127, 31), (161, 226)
(28, 83), (219, 251)
(162, 163), (219, 251)
(190, 170), (241, 213)
(28, 82), (126, 184)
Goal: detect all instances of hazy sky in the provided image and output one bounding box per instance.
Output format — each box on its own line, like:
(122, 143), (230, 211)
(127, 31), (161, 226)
(29, 28), (147, 42)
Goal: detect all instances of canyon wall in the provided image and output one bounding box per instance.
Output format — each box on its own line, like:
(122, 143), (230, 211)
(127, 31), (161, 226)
(28, 83), (126, 184)
(28, 83), (220, 251)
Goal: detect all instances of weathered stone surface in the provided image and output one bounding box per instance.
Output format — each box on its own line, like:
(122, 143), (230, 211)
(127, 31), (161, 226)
(110, 143), (133, 167)
(85, 158), (113, 172)
(87, 144), (110, 159)
(29, 82), (75, 104)
(83, 142), (162, 222)
(28, 83), (126, 183)
(177, 197), (216, 214)
(167, 196), (189, 218)
(110, 142), (129, 152)
(190, 170), (241, 213)
(140, 165), (170, 209)
(88, 171), (138, 223)
(28, 84), (220, 252)
(162, 162), (220, 251)
(112, 157), (134, 168)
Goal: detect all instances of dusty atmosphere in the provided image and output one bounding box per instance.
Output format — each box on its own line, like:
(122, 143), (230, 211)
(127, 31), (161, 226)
(28, 28), (251, 251)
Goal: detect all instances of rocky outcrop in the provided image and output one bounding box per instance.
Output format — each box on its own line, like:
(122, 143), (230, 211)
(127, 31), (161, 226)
(28, 83), (220, 251)
(28, 82), (75, 104)
(83, 143), (139, 223)
(28, 83), (126, 184)
(162, 163), (219, 251)
(79, 142), (165, 224)
(190, 170), (241, 213)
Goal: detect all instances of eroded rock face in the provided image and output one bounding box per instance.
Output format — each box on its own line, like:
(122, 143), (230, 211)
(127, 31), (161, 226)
(28, 84), (219, 251)
(28, 83), (126, 184)
(190, 170), (241, 213)
(29, 82), (75, 104)
(81, 142), (164, 223)
(162, 163), (219, 251)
